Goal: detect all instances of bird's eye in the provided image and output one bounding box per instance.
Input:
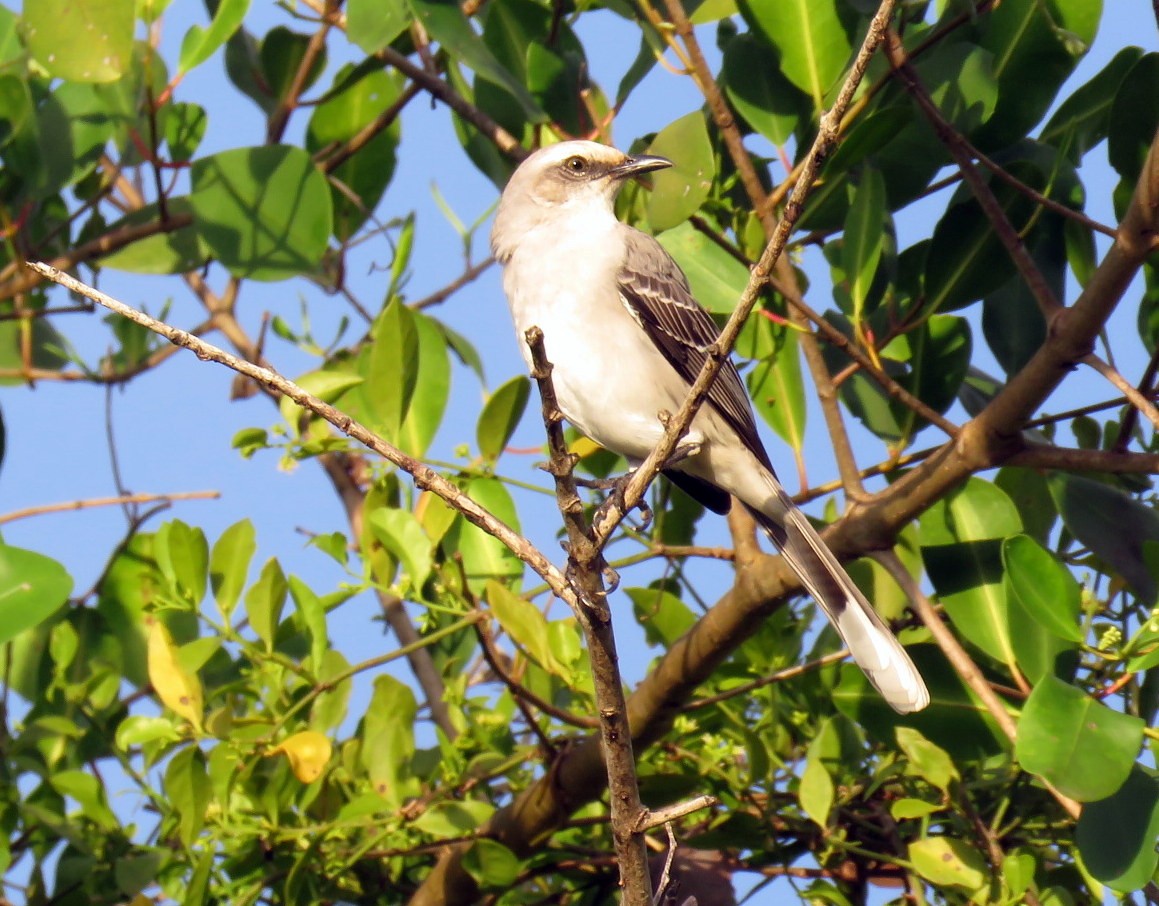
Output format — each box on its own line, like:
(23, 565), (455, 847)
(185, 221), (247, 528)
(564, 156), (587, 174)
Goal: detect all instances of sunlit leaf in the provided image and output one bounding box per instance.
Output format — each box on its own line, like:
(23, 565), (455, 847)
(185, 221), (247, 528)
(271, 731), (332, 784)
(1017, 675), (1144, 802)
(146, 619), (204, 731)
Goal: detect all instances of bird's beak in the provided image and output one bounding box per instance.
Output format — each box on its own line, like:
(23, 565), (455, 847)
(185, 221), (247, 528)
(611, 154), (673, 179)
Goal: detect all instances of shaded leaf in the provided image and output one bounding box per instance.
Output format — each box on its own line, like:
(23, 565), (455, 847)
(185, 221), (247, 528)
(722, 32), (805, 145)
(191, 145), (332, 281)
(1076, 766), (1159, 892)
(1049, 473), (1159, 604)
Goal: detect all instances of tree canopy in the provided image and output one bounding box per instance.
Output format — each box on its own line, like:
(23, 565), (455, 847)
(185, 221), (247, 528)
(1, 0), (1158, 904)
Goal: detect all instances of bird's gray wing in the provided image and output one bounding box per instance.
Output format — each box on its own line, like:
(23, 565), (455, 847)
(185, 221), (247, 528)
(616, 226), (773, 473)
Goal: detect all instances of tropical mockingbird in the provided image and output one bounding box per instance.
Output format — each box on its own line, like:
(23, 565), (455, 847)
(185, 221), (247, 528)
(491, 141), (929, 713)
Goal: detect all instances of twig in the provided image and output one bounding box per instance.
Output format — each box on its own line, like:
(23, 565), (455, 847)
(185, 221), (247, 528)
(474, 607), (598, 730)
(0, 490), (220, 526)
(1082, 353), (1159, 432)
(686, 651), (851, 710)
(524, 326), (653, 906)
(651, 823), (678, 906)
(412, 257), (495, 310)
(634, 795), (717, 833)
(25, 261), (579, 612)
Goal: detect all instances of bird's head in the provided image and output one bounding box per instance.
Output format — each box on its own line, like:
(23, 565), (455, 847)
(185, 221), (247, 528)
(491, 141), (672, 262)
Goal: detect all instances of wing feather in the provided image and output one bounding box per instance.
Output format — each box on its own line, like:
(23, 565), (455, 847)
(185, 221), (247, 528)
(616, 227), (773, 472)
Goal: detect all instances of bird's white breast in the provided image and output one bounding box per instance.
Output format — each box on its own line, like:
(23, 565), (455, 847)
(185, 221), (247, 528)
(501, 214), (688, 460)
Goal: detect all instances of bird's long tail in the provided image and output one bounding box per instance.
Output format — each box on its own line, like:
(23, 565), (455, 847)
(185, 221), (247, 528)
(745, 490), (930, 714)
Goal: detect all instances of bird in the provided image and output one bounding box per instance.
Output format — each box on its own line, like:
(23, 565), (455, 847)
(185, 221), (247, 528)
(490, 140), (929, 714)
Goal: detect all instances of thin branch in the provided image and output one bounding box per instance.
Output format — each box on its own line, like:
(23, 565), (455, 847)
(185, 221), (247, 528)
(411, 257), (495, 310)
(525, 326), (652, 906)
(26, 262), (579, 612)
(1082, 353), (1159, 433)
(0, 214), (194, 301)
(474, 607), (598, 730)
(0, 491), (220, 526)
(266, 2), (334, 143)
(686, 651), (851, 710)
(634, 796), (717, 833)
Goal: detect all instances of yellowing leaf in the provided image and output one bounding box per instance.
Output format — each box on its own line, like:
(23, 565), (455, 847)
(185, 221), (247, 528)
(146, 619), (204, 731)
(272, 731), (332, 783)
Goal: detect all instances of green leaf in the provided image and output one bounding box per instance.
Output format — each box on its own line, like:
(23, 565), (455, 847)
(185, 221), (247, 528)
(627, 586), (696, 648)
(115, 715), (182, 749)
(445, 478), (523, 592)
(164, 102), (208, 162)
(25, 0), (134, 83)
(462, 838), (521, 889)
(1042, 46), (1144, 162)
(799, 744), (834, 827)
(896, 727), (959, 792)
(742, 0), (853, 109)
(891, 798), (943, 820)
(909, 837), (988, 891)
(1076, 766), (1159, 892)
(1049, 473), (1159, 604)
(971, 0), (1096, 149)
(407, 0), (544, 122)
(155, 520), (208, 607)
(487, 581), (569, 679)
(1109, 52), (1159, 184)
(165, 746), (211, 847)
(51, 770), (117, 829)
(0, 544), (72, 645)
(191, 145), (332, 280)
(178, 0), (251, 75)
(842, 168), (886, 320)
(288, 576), (328, 670)
(646, 112), (714, 232)
(279, 368), (364, 432)
(921, 478), (1021, 671)
(100, 198), (209, 275)
(352, 298), (420, 443)
(306, 65), (402, 241)
(655, 221), (749, 314)
(346, 0), (411, 54)
(413, 799), (497, 837)
(369, 508), (433, 592)
(913, 41), (998, 135)
(397, 311), (452, 458)
(1016, 675), (1144, 802)
(1002, 535), (1083, 642)
(477, 375), (530, 460)
(209, 519), (256, 625)
(244, 558), (288, 651)
(722, 32), (805, 145)
(360, 675), (418, 805)
(747, 326), (805, 454)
